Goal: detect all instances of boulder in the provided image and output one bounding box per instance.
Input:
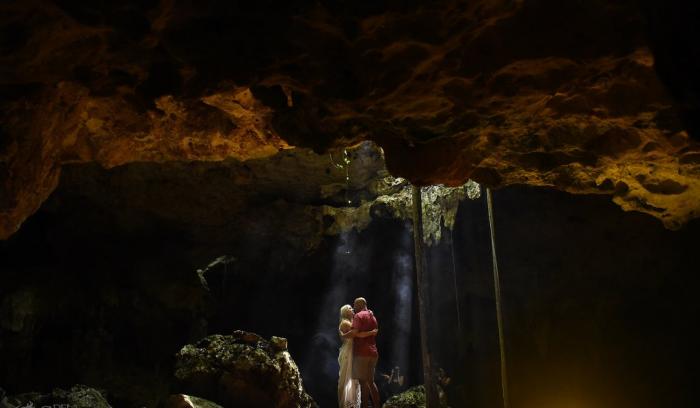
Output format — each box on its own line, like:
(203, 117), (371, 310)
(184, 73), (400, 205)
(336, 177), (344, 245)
(174, 331), (317, 408)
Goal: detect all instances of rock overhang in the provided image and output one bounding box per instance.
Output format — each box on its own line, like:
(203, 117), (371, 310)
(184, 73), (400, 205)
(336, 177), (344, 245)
(2, 0), (700, 238)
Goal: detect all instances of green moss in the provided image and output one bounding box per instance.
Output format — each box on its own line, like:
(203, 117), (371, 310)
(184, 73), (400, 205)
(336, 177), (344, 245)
(384, 385), (427, 408)
(383, 385), (450, 408)
(2, 385), (112, 408)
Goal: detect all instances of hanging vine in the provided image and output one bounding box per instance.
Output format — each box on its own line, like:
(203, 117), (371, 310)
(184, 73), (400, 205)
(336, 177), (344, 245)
(329, 148), (354, 254)
(329, 148), (352, 206)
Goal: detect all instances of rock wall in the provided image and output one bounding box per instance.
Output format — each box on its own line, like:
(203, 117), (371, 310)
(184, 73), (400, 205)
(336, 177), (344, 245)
(427, 185), (700, 408)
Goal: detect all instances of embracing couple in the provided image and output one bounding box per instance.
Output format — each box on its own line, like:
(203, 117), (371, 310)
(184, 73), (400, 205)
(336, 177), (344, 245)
(338, 297), (381, 408)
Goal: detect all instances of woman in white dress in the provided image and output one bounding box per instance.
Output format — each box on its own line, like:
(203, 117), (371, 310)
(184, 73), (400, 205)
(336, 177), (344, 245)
(338, 304), (378, 408)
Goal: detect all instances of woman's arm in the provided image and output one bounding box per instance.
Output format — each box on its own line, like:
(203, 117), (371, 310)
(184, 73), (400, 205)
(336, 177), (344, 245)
(339, 321), (354, 339)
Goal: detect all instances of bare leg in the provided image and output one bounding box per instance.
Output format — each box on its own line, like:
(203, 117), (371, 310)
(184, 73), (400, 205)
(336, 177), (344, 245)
(360, 381), (370, 408)
(369, 381), (381, 408)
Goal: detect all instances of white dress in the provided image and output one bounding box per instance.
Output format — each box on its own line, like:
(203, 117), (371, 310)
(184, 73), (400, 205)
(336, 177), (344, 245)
(338, 336), (362, 407)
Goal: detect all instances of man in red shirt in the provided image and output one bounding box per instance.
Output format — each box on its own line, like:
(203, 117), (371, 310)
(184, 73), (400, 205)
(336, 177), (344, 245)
(350, 297), (380, 408)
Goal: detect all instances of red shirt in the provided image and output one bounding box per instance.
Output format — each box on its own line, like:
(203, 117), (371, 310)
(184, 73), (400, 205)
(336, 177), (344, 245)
(352, 309), (378, 357)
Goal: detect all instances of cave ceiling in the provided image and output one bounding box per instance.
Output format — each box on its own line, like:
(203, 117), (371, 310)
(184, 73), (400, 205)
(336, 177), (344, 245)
(2, 0), (700, 239)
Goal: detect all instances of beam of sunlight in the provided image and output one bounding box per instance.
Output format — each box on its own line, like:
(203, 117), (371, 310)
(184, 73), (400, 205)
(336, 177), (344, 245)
(302, 229), (357, 388)
(390, 227), (414, 382)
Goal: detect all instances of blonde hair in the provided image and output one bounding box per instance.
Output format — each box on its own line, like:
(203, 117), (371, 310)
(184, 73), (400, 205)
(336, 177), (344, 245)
(339, 304), (353, 323)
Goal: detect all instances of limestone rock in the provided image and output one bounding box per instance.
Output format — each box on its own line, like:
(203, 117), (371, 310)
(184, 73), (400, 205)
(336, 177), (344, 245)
(0, 385), (111, 408)
(174, 331), (317, 408)
(42, 142), (477, 258)
(270, 336), (288, 352)
(165, 394), (223, 408)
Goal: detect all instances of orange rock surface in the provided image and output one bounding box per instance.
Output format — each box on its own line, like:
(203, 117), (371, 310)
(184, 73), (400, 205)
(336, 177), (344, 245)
(2, 0), (700, 238)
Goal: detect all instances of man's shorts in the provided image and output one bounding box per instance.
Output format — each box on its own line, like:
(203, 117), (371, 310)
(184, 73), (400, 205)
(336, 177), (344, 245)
(352, 355), (378, 382)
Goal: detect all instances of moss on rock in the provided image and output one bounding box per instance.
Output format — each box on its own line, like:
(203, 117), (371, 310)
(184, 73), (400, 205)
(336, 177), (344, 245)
(174, 331), (317, 408)
(383, 385), (449, 408)
(0, 385), (111, 408)
(323, 177), (480, 245)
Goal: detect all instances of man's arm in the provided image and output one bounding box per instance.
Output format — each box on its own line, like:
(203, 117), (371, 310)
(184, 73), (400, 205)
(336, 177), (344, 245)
(345, 312), (373, 338)
(355, 328), (378, 338)
(350, 312), (378, 338)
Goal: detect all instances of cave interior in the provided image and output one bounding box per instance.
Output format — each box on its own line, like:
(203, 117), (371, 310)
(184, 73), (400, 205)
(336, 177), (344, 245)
(1, 1), (700, 408)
